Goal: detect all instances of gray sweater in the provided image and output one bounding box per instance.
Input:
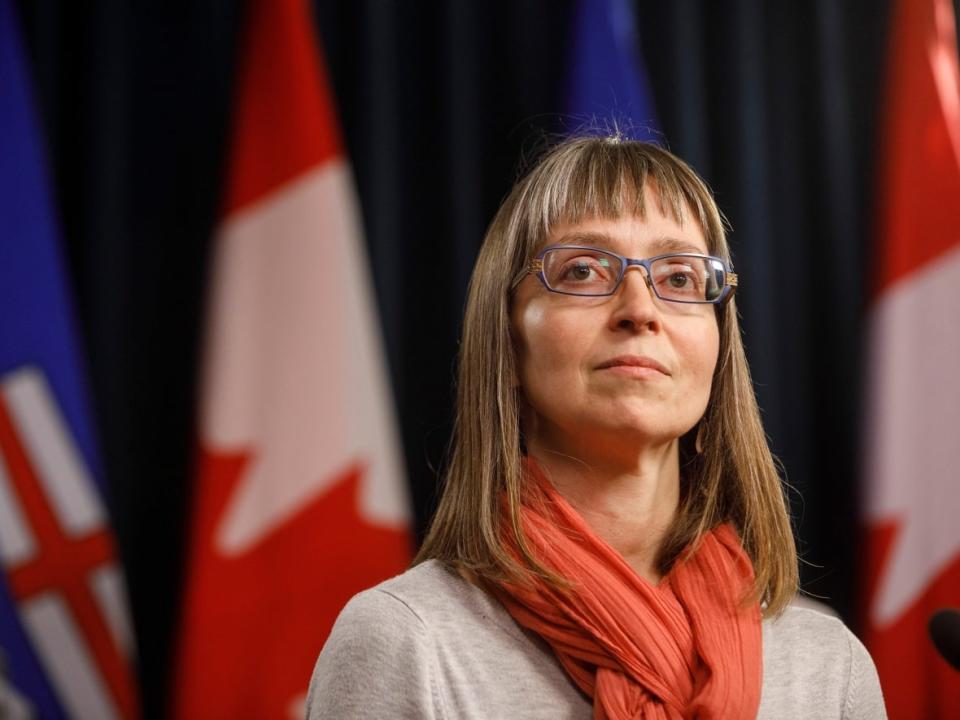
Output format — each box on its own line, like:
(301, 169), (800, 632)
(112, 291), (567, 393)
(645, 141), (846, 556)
(306, 560), (886, 719)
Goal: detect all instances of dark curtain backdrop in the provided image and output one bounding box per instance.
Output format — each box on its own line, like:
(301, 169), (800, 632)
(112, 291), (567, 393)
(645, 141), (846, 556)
(14, 0), (904, 715)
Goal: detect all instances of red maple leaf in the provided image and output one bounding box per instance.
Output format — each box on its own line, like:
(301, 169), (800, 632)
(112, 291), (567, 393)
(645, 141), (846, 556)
(173, 447), (412, 718)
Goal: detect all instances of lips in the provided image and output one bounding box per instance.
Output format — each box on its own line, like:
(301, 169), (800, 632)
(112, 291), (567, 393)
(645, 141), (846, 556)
(595, 355), (671, 376)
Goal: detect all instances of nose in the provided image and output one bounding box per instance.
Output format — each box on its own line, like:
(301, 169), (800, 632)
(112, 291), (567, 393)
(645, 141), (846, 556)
(608, 265), (662, 333)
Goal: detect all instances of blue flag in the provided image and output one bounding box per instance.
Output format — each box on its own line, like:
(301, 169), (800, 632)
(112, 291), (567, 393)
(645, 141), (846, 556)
(567, 0), (661, 142)
(0, 0), (139, 717)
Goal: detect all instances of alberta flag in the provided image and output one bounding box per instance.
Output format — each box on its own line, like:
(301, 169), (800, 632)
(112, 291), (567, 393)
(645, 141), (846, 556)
(567, 0), (660, 141)
(0, 0), (140, 717)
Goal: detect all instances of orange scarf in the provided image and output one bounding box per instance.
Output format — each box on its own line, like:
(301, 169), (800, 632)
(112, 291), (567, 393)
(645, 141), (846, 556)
(492, 461), (762, 719)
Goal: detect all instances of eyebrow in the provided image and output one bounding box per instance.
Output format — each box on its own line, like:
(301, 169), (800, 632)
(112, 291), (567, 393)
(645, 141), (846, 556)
(553, 231), (707, 256)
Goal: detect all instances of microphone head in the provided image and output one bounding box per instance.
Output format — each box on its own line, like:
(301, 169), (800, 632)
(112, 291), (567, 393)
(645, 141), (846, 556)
(929, 608), (960, 671)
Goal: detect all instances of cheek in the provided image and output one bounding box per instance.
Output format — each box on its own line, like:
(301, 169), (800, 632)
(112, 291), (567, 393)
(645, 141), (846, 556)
(514, 303), (587, 397)
(686, 321), (720, 396)
(516, 303), (559, 371)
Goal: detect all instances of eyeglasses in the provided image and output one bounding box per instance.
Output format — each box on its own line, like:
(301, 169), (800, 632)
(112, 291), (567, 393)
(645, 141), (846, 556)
(525, 245), (738, 304)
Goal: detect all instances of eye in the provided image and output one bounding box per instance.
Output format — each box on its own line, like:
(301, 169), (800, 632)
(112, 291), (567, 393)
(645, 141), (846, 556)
(564, 260), (604, 281)
(541, 248), (621, 294)
(652, 260), (705, 299)
(558, 256), (614, 283)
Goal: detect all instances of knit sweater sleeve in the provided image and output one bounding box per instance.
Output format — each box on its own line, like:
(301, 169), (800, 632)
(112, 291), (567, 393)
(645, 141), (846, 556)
(305, 588), (444, 720)
(842, 627), (887, 720)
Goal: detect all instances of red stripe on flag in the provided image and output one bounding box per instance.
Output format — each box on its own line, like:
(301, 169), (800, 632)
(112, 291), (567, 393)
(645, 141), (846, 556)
(863, 522), (960, 719)
(872, 0), (960, 296)
(221, 0), (343, 217)
(0, 394), (139, 719)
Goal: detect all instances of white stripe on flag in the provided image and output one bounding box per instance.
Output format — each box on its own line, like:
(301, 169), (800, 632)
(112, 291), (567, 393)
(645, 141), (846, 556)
(21, 593), (118, 720)
(1, 367), (105, 536)
(0, 445), (35, 566)
(89, 565), (136, 660)
(0, 673), (34, 720)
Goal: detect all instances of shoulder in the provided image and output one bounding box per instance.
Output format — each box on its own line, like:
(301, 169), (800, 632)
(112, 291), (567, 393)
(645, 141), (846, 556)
(334, 560), (501, 635)
(306, 560), (592, 720)
(333, 560), (463, 625)
(763, 602), (851, 659)
(305, 562), (458, 719)
(305, 561), (520, 720)
(370, 558), (476, 611)
(759, 604), (886, 719)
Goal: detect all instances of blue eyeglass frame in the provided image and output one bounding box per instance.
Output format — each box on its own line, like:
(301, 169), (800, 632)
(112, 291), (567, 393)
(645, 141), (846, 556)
(526, 244), (738, 304)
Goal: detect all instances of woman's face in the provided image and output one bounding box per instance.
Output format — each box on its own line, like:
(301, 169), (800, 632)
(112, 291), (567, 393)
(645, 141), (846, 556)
(511, 196), (720, 457)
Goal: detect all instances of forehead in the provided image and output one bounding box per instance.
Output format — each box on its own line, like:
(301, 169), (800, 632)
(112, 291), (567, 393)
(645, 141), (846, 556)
(529, 173), (711, 252)
(547, 209), (709, 257)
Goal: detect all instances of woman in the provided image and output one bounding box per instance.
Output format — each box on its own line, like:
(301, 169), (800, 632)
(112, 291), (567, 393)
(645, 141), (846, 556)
(306, 137), (886, 718)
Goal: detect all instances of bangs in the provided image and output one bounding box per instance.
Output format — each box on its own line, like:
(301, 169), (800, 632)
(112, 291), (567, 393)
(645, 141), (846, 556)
(513, 139), (723, 260)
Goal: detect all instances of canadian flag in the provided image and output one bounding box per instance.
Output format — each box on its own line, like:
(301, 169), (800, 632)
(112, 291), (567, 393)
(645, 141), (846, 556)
(172, 0), (412, 717)
(862, 0), (960, 717)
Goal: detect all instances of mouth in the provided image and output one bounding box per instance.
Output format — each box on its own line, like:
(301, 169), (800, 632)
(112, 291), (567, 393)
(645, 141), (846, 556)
(595, 355), (671, 376)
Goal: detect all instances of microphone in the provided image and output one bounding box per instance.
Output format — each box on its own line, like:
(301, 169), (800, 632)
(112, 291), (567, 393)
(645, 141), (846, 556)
(929, 608), (960, 670)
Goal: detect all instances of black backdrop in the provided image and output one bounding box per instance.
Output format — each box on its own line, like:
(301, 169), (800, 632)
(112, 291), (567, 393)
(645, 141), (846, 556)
(13, 0), (911, 715)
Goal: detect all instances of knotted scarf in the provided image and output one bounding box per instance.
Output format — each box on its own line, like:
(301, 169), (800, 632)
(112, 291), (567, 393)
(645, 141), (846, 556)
(491, 460), (762, 719)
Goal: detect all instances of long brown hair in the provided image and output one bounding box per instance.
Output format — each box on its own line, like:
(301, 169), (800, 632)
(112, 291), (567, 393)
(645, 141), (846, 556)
(414, 136), (798, 616)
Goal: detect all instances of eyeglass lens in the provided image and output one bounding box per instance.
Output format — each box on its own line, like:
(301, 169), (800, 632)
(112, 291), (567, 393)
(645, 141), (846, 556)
(541, 248), (726, 302)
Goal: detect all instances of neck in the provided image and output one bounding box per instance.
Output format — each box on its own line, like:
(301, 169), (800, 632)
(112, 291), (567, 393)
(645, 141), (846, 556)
(526, 435), (680, 585)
